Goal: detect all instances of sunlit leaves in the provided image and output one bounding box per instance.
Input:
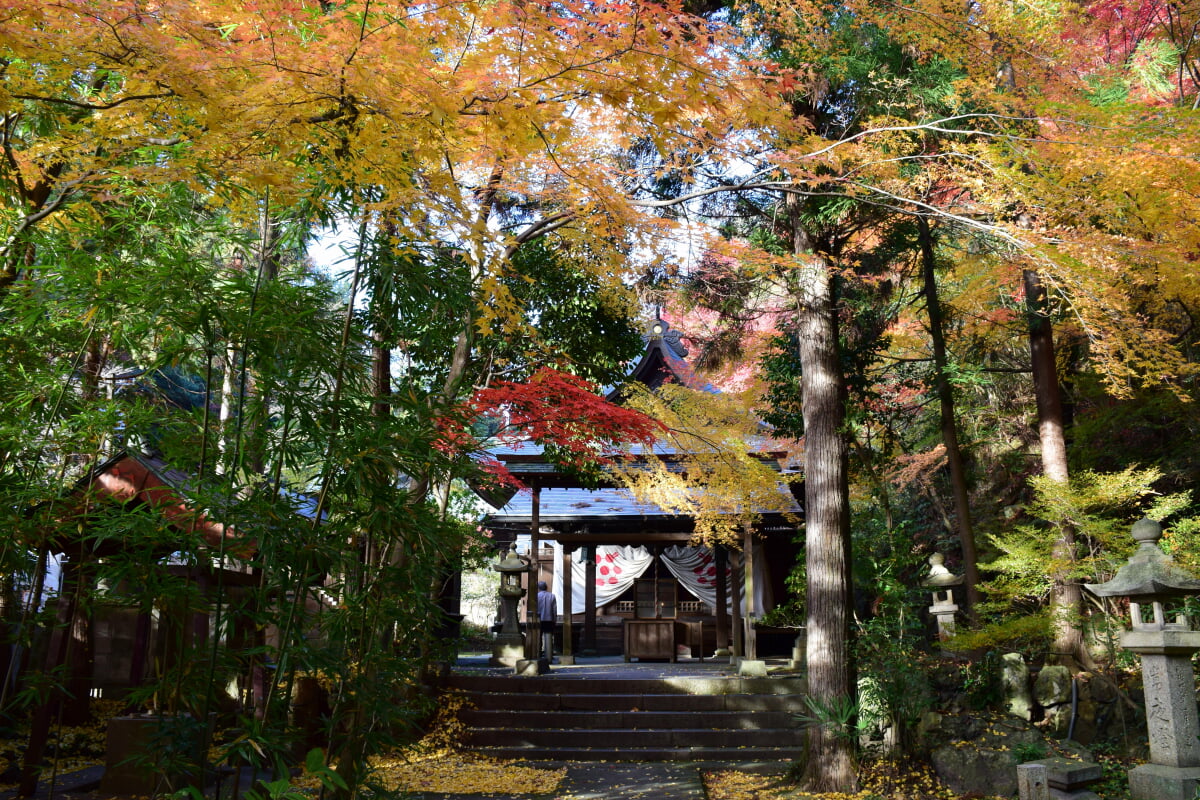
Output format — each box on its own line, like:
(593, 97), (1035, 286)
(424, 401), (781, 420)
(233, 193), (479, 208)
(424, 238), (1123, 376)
(0, 0), (772, 315)
(613, 382), (800, 544)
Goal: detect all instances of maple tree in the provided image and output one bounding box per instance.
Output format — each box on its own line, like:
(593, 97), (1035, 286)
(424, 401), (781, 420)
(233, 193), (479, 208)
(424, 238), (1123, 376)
(451, 366), (667, 487)
(0, 1), (782, 792)
(5, 0), (1200, 794)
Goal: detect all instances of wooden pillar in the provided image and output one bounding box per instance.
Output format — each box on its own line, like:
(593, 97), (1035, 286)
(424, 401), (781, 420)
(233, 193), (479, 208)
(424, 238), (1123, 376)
(0, 572), (15, 720)
(714, 545), (730, 656)
(62, 557), (95, 727)
(560, 546), (575, 665)
(583, 545), (597, 654)
(129, 609), (152, 689)
(192, 570), (210, 650)
(527, 486), (541, 661)
(21, 556), (80, 796)
(743, 525), (757, 661)
(730, 549), (743, 659)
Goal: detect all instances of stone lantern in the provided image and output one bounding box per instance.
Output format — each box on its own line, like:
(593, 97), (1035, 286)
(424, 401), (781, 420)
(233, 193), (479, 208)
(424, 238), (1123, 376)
(1085, 518), (1200, 800)
(490, 546), (528, 667)
(922, 552), (964, 640)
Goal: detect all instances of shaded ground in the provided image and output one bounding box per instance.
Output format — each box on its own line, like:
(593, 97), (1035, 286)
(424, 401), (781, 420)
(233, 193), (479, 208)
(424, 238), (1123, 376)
(0, 760), (785, 800)
(396, 760), (785, 800)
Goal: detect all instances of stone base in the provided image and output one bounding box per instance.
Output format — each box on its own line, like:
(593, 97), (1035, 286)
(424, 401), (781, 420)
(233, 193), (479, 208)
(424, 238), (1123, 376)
(738, 659), (768, 677)
(558, 655), (576, 665)
(1129, 763), (1200, 800)
(515, 658), (550, 676)
(490, 636), (525, 667)
(1030, 756), (1102, 790)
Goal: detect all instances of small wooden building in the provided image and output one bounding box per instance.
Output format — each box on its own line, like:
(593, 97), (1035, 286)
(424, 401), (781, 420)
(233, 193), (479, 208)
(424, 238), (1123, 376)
(480, 319), (803, 661)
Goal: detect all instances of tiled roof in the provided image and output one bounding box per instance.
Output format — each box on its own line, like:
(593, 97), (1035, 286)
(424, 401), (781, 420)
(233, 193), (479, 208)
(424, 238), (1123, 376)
(484, 484), (802, 521)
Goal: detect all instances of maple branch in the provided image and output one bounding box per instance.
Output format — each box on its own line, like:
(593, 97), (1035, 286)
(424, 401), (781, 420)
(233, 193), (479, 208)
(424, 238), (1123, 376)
(342, 0), (373, 70)
(839, 181), (1031, 247)
(531, 121), (577, 181)
(7, 92), (176, 111)
(452, 11), (479, 74)
(505, 211), (576, 258)
(0, 172), (92, 271)
(631, 167), (784, 208)
(1, 114), (28, 200)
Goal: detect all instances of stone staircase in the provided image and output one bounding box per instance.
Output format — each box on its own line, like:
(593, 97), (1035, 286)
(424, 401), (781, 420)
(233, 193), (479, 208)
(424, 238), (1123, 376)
(447, 674), (808, 761)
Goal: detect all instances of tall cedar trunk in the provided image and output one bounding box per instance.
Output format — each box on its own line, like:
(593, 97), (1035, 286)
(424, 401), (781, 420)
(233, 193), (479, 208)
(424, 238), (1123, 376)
(1023, 269), (1093, 669)
(918, 219), (980, 610)
(793, 226), (857, 792)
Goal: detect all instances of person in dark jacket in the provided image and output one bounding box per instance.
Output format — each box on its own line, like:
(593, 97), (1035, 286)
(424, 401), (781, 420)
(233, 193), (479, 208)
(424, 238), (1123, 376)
(536, 581), (557, 660)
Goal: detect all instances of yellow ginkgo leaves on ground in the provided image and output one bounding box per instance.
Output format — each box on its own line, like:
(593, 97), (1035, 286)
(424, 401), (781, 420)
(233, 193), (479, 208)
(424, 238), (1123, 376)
(369, 751), (566, 796)
(703, 757), (982, 800)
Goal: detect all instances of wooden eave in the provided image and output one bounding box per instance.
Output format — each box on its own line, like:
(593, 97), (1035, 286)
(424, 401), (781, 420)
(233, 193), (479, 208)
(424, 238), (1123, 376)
(47, 450), (250, 557)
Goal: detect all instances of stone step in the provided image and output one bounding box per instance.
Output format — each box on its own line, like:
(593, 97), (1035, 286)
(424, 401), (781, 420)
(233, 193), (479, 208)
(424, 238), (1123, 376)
(465, 726), (805, 749)
(447, 675), (806, 696)
(472, 745), (800, 762)
(456, 691), (809, 713)
(460, 709), (797, 730)
(449, 673), (808, 762)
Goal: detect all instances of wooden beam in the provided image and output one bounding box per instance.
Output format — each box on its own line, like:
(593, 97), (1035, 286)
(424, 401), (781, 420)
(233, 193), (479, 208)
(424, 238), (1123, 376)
(548, 531), (696, 545)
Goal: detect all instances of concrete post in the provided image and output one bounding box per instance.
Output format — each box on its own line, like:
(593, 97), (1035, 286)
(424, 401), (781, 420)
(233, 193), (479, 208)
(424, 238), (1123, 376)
(1017, 763), (1049, 800)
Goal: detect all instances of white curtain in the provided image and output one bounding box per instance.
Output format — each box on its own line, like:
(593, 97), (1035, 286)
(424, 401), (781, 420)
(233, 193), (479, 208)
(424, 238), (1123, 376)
(660, 544), (772, 616)
(660, 545), (729, 611)
(552, 543), (654, 614)
(551, 542), (773, 617)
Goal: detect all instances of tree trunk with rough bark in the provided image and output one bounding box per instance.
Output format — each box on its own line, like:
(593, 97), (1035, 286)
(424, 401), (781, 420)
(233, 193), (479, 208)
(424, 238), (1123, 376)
(1023, 269), (1093, 670)
(919, 219), (980, 610)
(793, 227), (857, 793)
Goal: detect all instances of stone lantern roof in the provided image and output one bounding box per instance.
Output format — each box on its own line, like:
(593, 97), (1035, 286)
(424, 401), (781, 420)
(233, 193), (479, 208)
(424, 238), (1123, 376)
(921, 552), (965, 588)
(1085, 518), (1200, 601)
(494, 546), (528, 574)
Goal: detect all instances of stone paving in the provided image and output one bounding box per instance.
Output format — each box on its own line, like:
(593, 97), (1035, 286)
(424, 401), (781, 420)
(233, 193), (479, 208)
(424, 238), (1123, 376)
(453, 652), (801, 679)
